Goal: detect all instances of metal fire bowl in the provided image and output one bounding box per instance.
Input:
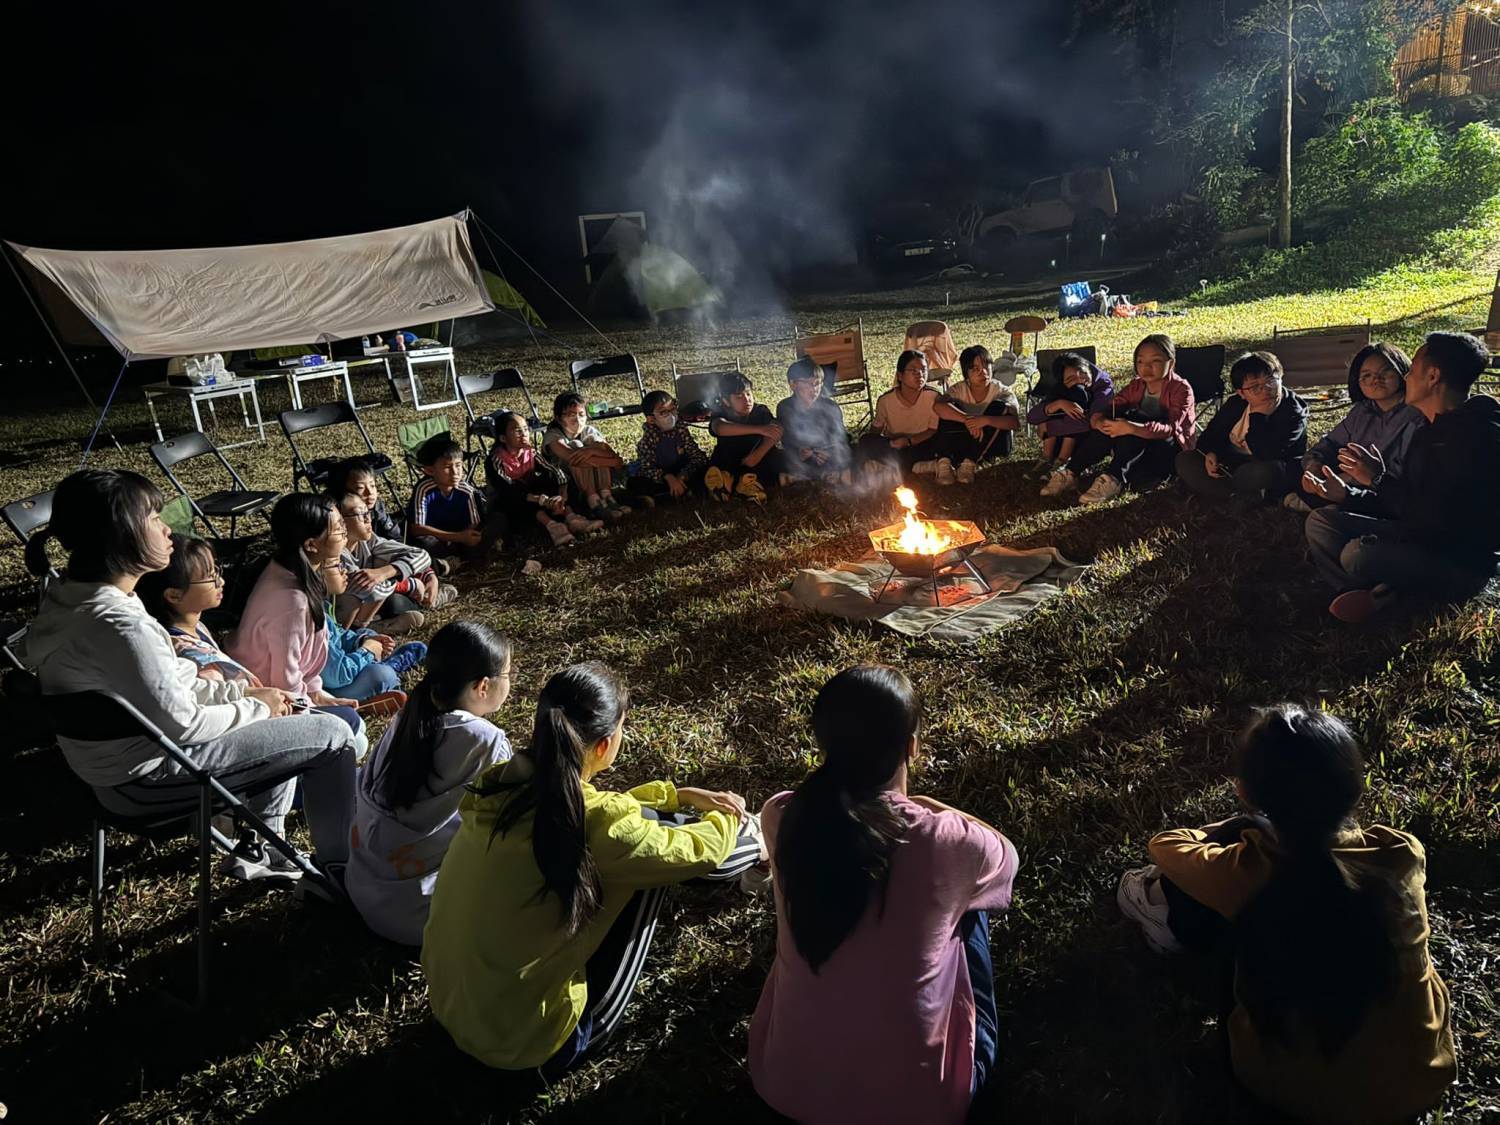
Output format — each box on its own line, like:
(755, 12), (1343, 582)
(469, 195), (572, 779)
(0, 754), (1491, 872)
(870, 519), (986, 577)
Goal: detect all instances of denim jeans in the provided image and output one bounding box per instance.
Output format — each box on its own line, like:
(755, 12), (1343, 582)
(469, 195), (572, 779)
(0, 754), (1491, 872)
(962, 909), (999, 1097)
(98, 711), (357, 862)
(1304, 508), (1495, 596)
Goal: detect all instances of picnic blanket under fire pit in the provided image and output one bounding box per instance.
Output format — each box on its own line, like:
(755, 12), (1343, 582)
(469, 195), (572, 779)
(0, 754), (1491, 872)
(779, 544), (1088, 640)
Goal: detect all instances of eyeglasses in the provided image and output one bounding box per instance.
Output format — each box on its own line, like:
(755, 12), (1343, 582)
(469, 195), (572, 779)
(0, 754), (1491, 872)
(190, 566), (225, 586)
(344, 509), (372, 522)
(1240, 379), (1280, 393)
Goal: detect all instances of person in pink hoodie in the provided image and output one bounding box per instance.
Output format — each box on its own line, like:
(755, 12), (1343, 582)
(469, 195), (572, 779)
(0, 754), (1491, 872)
(230, 494), (362, 738)
(749, 665), (1019, 1125)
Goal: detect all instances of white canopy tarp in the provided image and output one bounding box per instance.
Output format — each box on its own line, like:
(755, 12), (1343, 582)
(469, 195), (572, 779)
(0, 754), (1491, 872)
(8, 211), (493, 361)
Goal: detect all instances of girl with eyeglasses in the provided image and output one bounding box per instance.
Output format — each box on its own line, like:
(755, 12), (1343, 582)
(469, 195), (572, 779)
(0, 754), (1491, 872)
(1177, 351), (1309, 505)
(346, 621), (514, 945)
(138, 533), (260, 687)
(1285, 343), (1426, 513)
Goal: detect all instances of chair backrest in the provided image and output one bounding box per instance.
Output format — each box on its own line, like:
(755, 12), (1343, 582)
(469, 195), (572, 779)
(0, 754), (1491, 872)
(458, 368), (542, 427)
(903, 321), (959, 378)
(151, 430), (248, 492)
(1486, 267), (1500, 338)
(398, 417), (455, 465)
(672, 366), (741, 417)
(160, 496), (198, 537)
(278, 401), (386, 489)
(796, 323), (867, 394)
(1264, 325), (1372, 389)
(569, 354), (644, 399)
(1031, 347), (1099, 399)
(2, 489), (55, 547)
(279, 400), (360, 437)
(1174, 344), (1229, 402)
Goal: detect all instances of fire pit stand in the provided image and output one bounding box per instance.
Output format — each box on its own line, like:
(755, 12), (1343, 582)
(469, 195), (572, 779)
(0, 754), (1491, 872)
(868, 517), (991, 607)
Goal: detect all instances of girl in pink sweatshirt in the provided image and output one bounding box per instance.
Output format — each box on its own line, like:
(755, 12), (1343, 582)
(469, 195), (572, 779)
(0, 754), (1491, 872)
(231, 494), (362, 737)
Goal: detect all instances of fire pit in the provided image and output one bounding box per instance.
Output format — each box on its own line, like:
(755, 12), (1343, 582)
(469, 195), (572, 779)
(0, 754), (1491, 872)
(868, 488), (990, 605)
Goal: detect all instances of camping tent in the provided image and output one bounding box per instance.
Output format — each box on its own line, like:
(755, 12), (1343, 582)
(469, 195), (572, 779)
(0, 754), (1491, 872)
(449, 269), (546, 346)
(587, 217), (721, 320)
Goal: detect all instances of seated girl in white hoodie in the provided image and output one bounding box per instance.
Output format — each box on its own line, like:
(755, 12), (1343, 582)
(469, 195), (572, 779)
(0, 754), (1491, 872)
(24, 470), (358, 884)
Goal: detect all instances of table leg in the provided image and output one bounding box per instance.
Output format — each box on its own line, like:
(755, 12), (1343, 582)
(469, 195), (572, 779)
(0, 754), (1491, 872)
(250, 385), (266, 442)
(191, 396), (205, 434)
(207, 398), (219, 428)
(288, 373), (302, 411)
(146, 391), (165, 443)
(238, 388), (251, 429)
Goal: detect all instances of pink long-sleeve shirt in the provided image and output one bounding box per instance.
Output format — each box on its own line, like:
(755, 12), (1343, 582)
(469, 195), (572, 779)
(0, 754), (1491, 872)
(228, 561), (328, 697)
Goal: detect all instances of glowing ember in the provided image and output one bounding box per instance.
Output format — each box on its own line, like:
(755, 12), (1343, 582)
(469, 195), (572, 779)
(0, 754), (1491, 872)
(892, 488), (957, 555)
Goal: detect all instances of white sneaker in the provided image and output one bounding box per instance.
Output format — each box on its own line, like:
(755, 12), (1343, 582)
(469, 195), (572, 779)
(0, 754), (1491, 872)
(1039, 467), (1075, 497)
(222, 837), (305, 883)
(1078, 473), (1123, 506)
(1281, 492), (1313, 513)
(934, 458), (956, 486)
(912, 460), (938, 476)
(738, 862), (772, 896)
(955, 459), (977, 485)
(1116, 865), (1182, 954)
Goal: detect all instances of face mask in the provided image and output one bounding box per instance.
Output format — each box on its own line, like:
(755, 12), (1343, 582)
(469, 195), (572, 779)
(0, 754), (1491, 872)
(655, 413), (678, 431)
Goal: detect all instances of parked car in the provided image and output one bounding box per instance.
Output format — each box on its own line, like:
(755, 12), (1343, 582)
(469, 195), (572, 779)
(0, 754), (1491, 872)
(862, 202), (960, 273)
(974, 167), (1118, 266)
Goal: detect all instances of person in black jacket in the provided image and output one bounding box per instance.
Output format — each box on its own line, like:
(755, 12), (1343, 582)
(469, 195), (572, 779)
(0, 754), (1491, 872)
(1176, 351), (1308, 504)
(1304, 331), (1500, 623)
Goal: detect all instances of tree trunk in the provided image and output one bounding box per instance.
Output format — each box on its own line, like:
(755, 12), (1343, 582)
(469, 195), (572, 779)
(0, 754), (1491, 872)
(1277, 0), (1294, 249)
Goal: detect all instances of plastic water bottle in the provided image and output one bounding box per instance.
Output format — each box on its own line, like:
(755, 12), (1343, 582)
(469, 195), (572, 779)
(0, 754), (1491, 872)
(361, 336), (371, 352)
(588, 400), (612, 418)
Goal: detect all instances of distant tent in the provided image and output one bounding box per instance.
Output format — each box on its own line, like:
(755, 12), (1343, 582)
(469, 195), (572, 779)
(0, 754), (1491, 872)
(587, 219), (721, 320)
(450, 269), (545, 345)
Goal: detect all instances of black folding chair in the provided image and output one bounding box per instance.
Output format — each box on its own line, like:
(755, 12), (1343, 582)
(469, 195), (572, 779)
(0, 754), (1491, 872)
(1025, 347), (1099, 450)
(3, 489), (54, 550)
(458, 369), (546, 478)
(1175, 345), (1229, 425)
(278, 402), (394, 492)
(569, 354), (646, 419)
(151, 431), (279, 540)
(671, 362), (742, 426)
(25, 681), (328, 1007)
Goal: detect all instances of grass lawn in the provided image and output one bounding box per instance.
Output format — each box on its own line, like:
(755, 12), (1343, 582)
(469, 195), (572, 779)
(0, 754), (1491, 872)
(1, 262), (1497, 1123)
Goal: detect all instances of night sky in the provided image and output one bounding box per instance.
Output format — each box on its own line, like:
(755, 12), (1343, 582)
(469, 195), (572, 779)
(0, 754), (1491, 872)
(4, 0), (1128, 358)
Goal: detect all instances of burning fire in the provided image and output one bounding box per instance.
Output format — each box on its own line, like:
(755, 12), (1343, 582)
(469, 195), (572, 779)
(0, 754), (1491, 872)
(892, 488), (957, 555)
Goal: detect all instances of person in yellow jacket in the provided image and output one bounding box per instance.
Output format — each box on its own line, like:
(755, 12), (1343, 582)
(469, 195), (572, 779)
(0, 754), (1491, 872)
(1116, 704), (1456, 1125)
(422, 661), (764, 1073)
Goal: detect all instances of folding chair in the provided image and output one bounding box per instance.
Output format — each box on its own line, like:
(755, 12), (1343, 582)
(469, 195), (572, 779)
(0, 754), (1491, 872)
(795, 319), (875, 434)
(151, 431), (279, 540)
(569, 354), (646, 419)
(1174, 345), (1229, 424)
(21, 679), (327, 1007)
(278, 402), (394, 492)
(3, 489), (54, 552)
(1022, 346), (1100, 445)
(1262, 324), (1373, 413)
(671, 360), (742, 425)
(397, 416), (456, 490)
(903, 321), (959, 392)
(458, 369), (546, 477)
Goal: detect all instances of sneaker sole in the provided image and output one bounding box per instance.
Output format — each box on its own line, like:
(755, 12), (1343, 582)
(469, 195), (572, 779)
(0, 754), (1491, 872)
(1116, 873), (1181, 954)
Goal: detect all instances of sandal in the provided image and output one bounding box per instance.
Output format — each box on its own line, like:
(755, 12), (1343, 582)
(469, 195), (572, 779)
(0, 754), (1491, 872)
(356, 691), (408, 719)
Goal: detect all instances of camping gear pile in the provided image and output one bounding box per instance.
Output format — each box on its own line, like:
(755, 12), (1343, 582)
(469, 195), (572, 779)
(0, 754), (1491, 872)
(1057, 281), (1160, 320)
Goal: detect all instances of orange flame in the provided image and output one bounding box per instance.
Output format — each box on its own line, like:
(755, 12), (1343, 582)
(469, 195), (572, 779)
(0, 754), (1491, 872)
(893, 488), (956, 555)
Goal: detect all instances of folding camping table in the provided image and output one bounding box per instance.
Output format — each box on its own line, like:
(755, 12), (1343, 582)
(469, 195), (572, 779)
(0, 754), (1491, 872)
(391, 346), (461, 411)
(276, 360), (354, 411)
(142, 377), (267, 448)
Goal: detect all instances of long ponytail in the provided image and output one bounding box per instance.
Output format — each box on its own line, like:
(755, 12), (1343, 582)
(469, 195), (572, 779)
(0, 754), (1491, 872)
(1232, 705), (1397, 1056)
(269, 493), (336, 632)
(775, 665), (920, 972)
(375, 621), (511, 811)
(479, 662), (628, 936)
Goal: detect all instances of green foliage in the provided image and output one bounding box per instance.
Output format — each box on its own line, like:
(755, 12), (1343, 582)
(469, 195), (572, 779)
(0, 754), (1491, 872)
(1197, 116), (1500, 300)
(1294, 98), (1445, 219)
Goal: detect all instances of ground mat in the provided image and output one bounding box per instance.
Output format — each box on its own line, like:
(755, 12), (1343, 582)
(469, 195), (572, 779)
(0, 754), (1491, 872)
(780, 544), (1089, 640)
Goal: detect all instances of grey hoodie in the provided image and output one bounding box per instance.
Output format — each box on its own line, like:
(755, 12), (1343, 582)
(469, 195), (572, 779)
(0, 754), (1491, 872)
(340, 534), (433, 602)
(24, 580), (268, 786)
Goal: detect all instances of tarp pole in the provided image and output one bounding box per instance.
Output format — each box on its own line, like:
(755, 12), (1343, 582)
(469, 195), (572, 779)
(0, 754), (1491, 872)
(2, 243), (115, 427)
(79, 357), (129, 467)
(472, 212), (620, 351)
